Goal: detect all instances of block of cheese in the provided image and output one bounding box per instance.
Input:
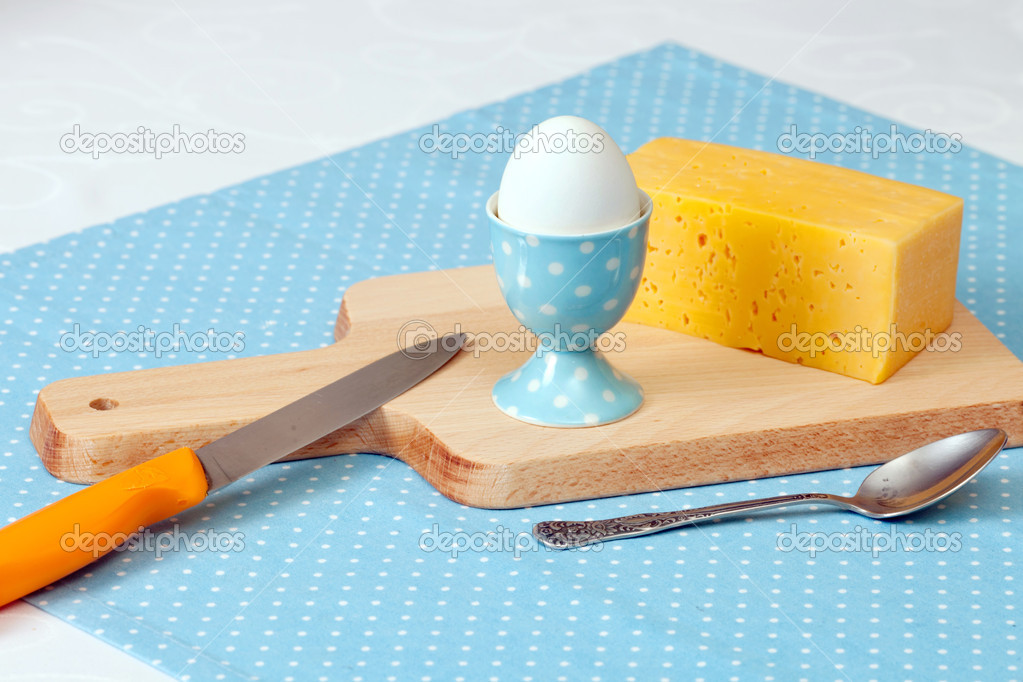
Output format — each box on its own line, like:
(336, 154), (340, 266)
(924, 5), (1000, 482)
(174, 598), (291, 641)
(624, 138), (963, 384)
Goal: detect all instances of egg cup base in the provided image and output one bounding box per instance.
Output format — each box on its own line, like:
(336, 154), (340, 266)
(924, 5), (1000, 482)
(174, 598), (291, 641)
(491, 348), (643, 428)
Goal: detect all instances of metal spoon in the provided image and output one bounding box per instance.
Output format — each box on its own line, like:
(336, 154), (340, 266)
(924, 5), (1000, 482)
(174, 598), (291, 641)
(534, 428), (1008, 549)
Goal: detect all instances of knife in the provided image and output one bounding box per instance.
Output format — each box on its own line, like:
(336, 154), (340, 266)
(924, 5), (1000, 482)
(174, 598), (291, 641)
(0, 333), (464, 608)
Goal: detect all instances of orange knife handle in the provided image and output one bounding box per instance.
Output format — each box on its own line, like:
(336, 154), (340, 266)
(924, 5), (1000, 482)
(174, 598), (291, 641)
(0, 447), (209, 608)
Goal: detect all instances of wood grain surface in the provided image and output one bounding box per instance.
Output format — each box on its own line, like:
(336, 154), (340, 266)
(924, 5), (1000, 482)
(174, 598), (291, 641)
(30, 265), (1023, 508)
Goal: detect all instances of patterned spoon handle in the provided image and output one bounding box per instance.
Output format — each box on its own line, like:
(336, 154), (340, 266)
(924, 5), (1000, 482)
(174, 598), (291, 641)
(533, 493), (834, 548)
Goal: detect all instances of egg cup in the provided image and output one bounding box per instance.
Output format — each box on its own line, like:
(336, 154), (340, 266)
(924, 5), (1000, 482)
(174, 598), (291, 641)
(487, 191), (652, 427)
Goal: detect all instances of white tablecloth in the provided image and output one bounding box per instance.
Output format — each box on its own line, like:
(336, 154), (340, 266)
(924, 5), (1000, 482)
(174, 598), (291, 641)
(1, 1), (1020, 678)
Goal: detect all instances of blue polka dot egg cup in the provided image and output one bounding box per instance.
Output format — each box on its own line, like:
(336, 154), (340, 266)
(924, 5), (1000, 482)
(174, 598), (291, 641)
(487, 190), (652, 427)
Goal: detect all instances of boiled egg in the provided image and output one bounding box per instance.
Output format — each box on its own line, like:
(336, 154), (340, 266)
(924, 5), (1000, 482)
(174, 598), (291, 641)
(497, 116), (640, 236)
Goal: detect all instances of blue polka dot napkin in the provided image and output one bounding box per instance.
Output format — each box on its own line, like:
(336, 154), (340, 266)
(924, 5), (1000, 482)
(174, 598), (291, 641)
(1, 43), (1019, 681)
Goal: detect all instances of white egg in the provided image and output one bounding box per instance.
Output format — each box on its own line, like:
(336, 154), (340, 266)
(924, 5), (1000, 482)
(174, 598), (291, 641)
(497, 116), (641, 236)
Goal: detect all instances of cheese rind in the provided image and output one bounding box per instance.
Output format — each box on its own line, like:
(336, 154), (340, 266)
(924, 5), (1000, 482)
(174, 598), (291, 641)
(624, 138), (963, 383)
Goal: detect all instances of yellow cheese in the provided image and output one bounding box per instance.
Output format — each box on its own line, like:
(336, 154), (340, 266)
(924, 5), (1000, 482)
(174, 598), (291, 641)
(624, 138), (963, 383)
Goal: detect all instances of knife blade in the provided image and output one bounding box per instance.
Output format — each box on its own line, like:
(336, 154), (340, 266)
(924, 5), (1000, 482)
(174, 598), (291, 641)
(0, 333), (464, 608)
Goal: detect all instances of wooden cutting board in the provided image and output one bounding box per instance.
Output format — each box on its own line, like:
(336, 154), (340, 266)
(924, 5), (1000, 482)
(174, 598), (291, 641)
(31, 265), (1023, 508)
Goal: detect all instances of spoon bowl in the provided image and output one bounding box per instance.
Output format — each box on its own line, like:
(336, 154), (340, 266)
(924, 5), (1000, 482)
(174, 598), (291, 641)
(851, 428), (1007, 518)
(534, 428), (1008, 548)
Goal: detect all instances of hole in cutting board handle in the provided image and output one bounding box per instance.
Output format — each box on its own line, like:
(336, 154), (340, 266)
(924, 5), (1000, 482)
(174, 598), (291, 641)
(89, 398), (119, 411)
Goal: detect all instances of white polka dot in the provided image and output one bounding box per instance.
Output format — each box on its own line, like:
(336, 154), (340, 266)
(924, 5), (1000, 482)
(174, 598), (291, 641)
(505, 406), (519, 416)
(525, 235), (540, 247)
(517, 274), (531, 288)
(603, 298), (619, 310)
(574, 367), (588, 381)
(553, 395), (569, 408)
(584, 413), (599, 425)
(580, 241), (594, 254)
(501, 241), (512, 255)
(606, 257), (620, 270)
(630, 266), (640, 280)
(512, 308), (525, 320)
(575, 285), (592, 297)
(511, 370), (522, 382)
(602, 390), (616, 402)
(539, 304), (557, 315)
(527, 379), (541, 392)
(548, 262), (564, 275)
(628, 226), (638, 239)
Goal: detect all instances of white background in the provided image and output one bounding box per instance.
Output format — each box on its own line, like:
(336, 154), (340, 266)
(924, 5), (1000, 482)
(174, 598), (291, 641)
(1, 1), (1021, 679)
